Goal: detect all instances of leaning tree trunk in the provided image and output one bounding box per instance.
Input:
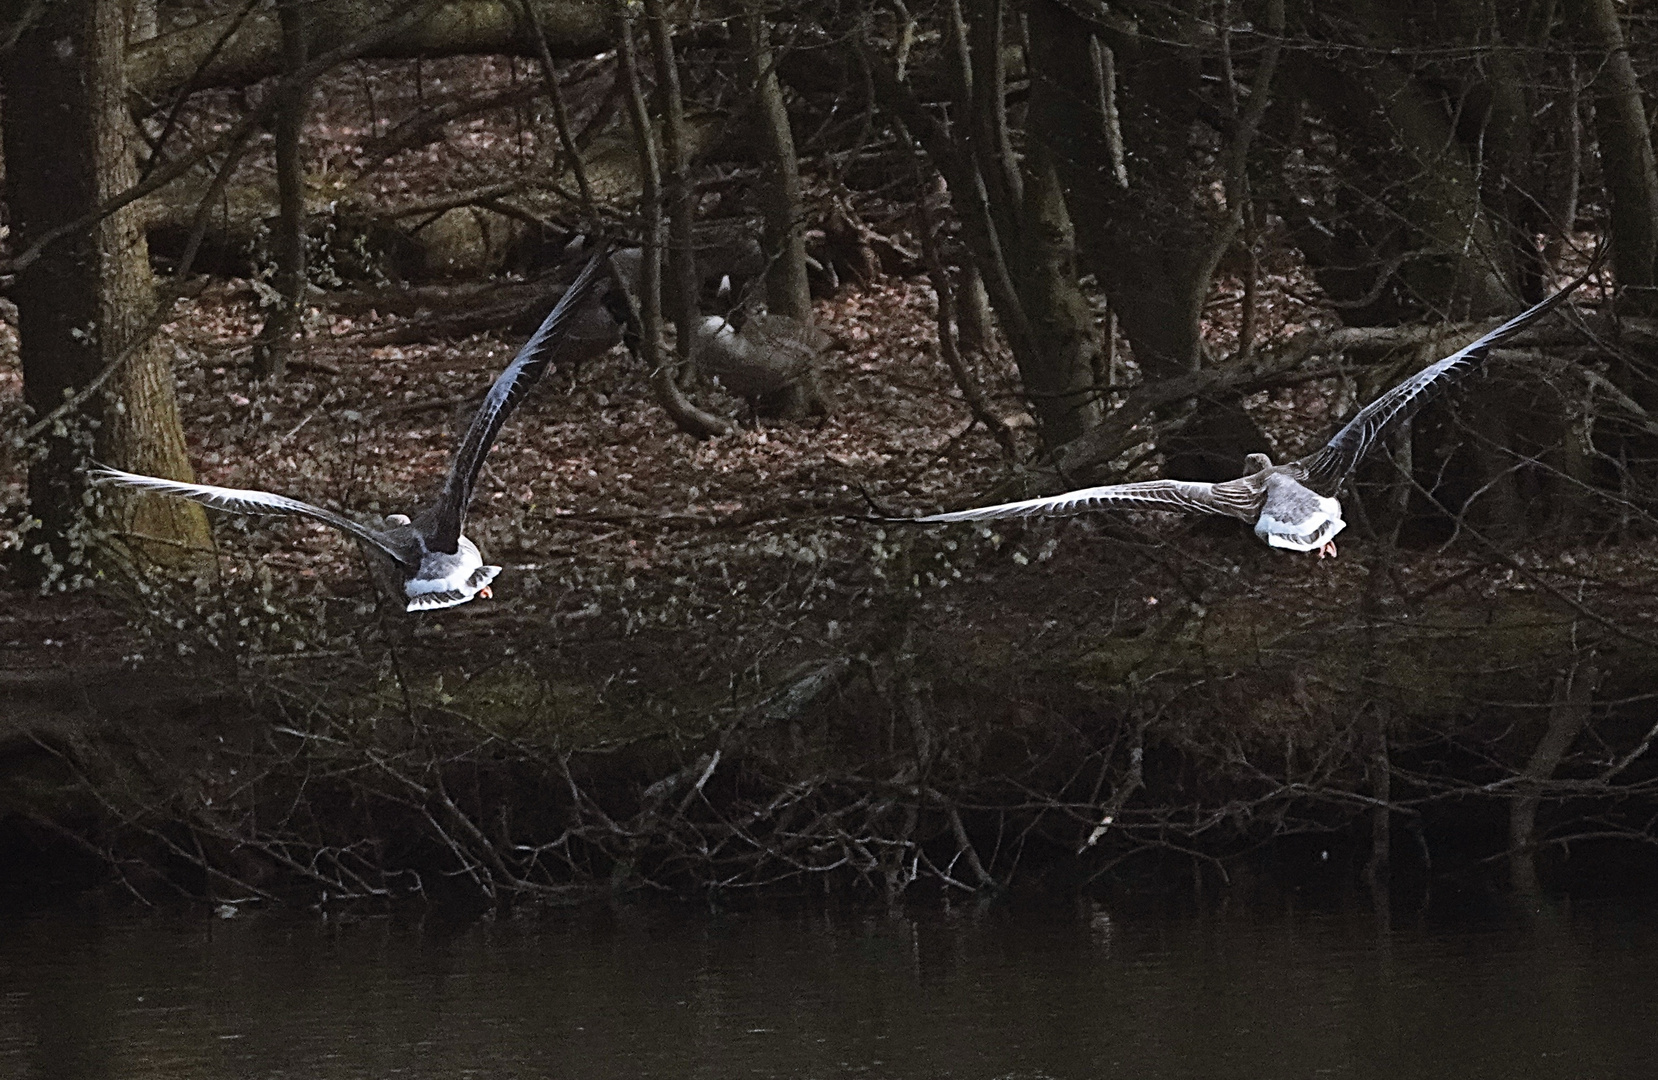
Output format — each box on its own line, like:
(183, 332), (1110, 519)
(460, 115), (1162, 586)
(743, 1), (826, 417)
(1509, 662), (1598, 894)
(2, 0), (209, 583)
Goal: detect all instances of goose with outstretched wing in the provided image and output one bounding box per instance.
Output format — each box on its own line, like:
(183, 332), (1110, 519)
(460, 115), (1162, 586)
(911, 263), (1598, 557)
(95, 246), (611, 611)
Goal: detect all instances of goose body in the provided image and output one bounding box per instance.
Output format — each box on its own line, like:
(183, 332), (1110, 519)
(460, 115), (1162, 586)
(913, 263), (1598, 557)
(1254, 471), (1345, 553)
(402, 534), (499, 612)
(95, 247), (611, 611)
(693, 311), (829, 402)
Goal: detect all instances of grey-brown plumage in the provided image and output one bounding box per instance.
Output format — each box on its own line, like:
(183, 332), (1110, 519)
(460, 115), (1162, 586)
(913, 263), (1597, 557)
(693, 312), (831, 405)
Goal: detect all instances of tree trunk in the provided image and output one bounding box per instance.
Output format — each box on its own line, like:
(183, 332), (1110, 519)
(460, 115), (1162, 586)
(955, 261), (995, 363)
(1572, 0), (1658, 319)
(961, 0), (1021, 252)
(917, 176), (1016, 455)
(743, 2), (825, 418)
(642, 0), (697, 365)
(1274, 29), (1542, 537)
(252, 0), (311, 381)
(1486, 43), (1543, 300)
(1024, 1), (1209, 381)
(743, 7), (810, 323)
(904, 0), (1099, 450)
(127, 0), (612, 100)
(3, 0), (209, 583)
(1281, 51), (1511, 321)
(863, 34), (1039, 389)
(1013, 145), (1103, 443)
(966, 0), (1100, 447)
(614, 6), (729, 440)
(1024, 0), (1270, 478)
(1571, 0), (1658, 489)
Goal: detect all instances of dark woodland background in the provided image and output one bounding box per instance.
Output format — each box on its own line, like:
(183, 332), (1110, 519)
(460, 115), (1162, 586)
(3, 0), (1658, 911)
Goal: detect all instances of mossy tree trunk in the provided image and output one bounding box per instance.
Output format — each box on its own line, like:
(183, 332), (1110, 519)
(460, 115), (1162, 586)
(869, 0), (1105, 451)
(3, 0), (210, 583)
(1267, 0), (1579, 539)
(978, 0), (1102, 445)
(1013, 145), (1104, 442)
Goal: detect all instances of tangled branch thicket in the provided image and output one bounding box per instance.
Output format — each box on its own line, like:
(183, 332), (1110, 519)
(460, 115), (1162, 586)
(7, 0), (1658, 908)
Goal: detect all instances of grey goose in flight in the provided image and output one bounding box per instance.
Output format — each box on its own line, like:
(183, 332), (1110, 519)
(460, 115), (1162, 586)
(912, 264), (1598, 557)
(95, 247), (611, 611)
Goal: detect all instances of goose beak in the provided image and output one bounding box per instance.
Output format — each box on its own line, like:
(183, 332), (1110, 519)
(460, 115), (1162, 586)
(478, 586), (493, 599)
(1318, 541), (1339, 559)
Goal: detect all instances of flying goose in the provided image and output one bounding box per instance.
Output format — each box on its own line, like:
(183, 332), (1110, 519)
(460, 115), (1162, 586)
(911, 266), (1597, 557)
(94, 247), (611, 611)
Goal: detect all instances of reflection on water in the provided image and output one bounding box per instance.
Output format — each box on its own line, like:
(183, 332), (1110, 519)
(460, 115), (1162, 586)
(3, 895), (1656, 1079)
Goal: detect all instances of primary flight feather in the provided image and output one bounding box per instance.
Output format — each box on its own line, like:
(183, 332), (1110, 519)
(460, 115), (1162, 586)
(95, 246), (612, 611)
(911, 261), (1599, 558)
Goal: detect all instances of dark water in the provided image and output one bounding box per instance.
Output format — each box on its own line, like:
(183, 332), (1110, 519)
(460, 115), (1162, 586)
(3, 896), (1656, 1079)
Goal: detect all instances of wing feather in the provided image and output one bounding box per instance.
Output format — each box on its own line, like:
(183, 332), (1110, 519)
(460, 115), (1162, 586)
(911, 478), (1261, 524)
(92, 466), (401, 559)
(1296, 259), (1599, 494)
(422, 245), (610, 552)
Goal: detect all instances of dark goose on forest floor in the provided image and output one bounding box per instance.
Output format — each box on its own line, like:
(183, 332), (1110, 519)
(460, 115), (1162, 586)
(95, 247), (611, 612)
(911, 259), (1602, 557)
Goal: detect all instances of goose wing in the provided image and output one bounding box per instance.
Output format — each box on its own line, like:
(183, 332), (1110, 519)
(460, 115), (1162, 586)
(911, 478), (1263, 524)
(1295, 260), (1598, 495)
(93, 467), (404, 561)
(420, 245), (609, 553)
